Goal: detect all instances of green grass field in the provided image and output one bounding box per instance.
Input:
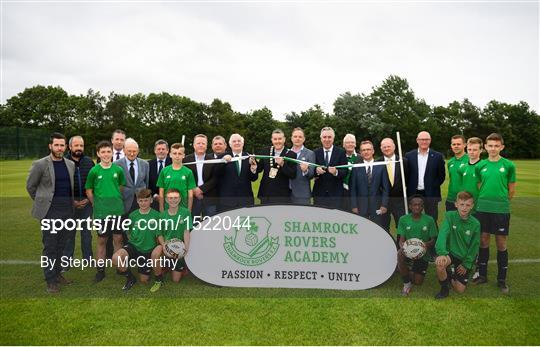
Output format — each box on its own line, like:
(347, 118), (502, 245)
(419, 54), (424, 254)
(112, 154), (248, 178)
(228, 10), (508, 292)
(1, 159), (539, 345)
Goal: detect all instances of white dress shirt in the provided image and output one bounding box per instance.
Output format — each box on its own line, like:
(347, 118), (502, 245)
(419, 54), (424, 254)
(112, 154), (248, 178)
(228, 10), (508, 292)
(114, 149), (125, 162)
(417, 149), (429, 190)
(195, 154), (205, 187)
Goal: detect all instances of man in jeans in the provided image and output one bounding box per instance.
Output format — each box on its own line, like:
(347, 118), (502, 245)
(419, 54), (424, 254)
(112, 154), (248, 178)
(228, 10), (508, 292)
(26, 132), (75, 293)
(63, 135), (95, 271)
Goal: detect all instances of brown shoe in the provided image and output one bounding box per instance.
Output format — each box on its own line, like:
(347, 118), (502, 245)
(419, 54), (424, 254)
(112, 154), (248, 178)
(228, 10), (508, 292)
(47, 282), (60, 293)
(56, 274), (73, 285)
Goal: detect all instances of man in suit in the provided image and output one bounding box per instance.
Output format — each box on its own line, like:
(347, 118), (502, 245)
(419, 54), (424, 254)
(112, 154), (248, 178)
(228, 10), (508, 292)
(342, 134), (359, 212)
(217, 133), (258, 211)
(116, 138), (150, 214)
(112, 129), (126, 162)
(404, 131), (446, 223)
(185, 134), (219, 217)
(313, 127), (348, 209)
(379, 138), (408, 236)
(257, 129), (297, 204)
(148, 139), (172, 210)
(211, 135), (228, 159)
(26, 132), (75, 293)
(289, 127), (316, 205)
(350, 140), (389, 227)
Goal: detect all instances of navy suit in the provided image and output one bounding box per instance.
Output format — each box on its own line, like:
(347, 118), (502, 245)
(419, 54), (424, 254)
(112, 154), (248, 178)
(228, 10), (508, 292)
(350, 161), (389, 227)
(216, 152), (258, 211)
(404, 149), (445, 222)
(312, 146), (348, 209)
(148, 156), (172, 210)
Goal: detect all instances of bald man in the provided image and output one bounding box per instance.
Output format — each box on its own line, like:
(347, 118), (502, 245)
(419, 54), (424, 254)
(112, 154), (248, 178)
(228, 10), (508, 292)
(404, 131), (446, 223)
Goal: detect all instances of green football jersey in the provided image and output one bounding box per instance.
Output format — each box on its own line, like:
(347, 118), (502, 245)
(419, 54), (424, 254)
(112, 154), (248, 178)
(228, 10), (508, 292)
(397, 213), (438, 261)
(446, 154), (469, 202)
(159, 207), (192, 241)
(85, 164), (126, 219)
(475, 158), (516, 213)
(157, 165), (196, 209)
(127, 209), (161, 253)
(457, 160), (481, 212)
(435, 210), (480, 269)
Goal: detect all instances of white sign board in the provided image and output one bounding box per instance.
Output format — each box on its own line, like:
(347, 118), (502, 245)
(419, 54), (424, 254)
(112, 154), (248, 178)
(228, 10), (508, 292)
(186, 205), (396, 290)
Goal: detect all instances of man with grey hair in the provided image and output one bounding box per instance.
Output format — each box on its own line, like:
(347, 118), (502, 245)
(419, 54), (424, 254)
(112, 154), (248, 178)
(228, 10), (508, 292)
(313, 127), (348, 209)
(342, 133), (359, 211)
(63, 135), (95, 271)
(116, 138), (150, 214)
(217, 133), (258, 210)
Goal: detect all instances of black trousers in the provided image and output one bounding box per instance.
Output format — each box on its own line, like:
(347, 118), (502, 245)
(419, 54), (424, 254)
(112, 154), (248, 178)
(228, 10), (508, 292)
(42, 206), (71, 283)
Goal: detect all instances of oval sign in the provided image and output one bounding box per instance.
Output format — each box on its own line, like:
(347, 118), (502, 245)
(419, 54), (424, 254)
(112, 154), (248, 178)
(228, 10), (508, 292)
(186, 205), (397, 290)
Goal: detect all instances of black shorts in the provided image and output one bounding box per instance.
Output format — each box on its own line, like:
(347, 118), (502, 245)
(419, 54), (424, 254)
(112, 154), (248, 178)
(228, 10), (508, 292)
(162, 256), (186, 272)
(449, 253), (470, 285)
(408, 258), (429, 275)
(123, 243), (152, 275)
(95, 216), (126, 237)
(476, 212), (510, 235)
(445, 200), (457, 212)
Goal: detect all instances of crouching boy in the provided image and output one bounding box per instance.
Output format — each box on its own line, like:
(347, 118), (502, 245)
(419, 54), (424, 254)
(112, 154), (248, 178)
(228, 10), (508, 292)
(397, 195), (437, 296)
(150, 188), (192, 292)
(434, 191), (480, 299)
(112, 189), (161, 291)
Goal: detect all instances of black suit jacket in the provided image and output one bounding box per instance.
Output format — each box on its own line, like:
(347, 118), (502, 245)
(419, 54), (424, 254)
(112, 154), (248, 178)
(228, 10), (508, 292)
(350, 160), (390, 216)
(404, 149), (445, 199)
(148, 157), (172, 195)
(377, 155), (408, 198)
(184, 153), (219, 198)
(312, 146), (348, 199)
(216, 152), (258, 209)
(256, 147), (297, 200)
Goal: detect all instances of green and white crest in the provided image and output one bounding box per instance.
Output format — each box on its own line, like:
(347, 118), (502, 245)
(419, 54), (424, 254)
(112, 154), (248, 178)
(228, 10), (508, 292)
(224, 217), (279, 266)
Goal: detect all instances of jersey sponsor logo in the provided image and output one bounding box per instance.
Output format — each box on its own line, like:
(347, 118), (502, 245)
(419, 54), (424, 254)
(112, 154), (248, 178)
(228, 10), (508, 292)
(465, 230), (471, 236)
(181, 176), (186, 180)
(499, 167), (505, 172)
(98, 175), (103, 179)
(113, 173), (118, 178)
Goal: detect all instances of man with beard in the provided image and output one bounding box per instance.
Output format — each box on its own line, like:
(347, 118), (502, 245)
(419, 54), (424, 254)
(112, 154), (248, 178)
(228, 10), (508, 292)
(63, 136), (95, 272)
(257, 129), (297, 204)
(26, 133), (75, 293)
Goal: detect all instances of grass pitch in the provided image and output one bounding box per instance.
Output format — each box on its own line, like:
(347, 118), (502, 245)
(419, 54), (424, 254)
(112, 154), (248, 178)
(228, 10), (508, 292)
(0, 159), (539, 345)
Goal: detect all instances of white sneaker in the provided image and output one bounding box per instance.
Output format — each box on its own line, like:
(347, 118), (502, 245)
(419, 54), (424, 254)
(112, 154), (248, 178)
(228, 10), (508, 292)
(401, 282), (413, 296)
(472, 271), (480, 280)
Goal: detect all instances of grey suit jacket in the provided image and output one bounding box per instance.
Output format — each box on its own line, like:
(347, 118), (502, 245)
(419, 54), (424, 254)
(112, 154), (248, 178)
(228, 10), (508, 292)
(289, 147), (316, 204)
(117, 157), (150, 213)
(26, 155), (75, 220)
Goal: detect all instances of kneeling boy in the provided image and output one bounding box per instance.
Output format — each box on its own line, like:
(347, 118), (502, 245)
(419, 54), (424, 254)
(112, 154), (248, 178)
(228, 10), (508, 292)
(112, 189), (161, 291)
(397, 195), (437, 296)
(434, 191), (480, 299)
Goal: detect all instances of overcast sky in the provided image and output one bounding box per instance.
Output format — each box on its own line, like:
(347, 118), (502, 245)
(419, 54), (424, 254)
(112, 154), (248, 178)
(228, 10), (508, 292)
(2, 1), (538, 118)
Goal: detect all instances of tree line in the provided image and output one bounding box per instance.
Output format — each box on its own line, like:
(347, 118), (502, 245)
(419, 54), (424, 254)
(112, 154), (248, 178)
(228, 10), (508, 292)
(1, 75), (538, 158)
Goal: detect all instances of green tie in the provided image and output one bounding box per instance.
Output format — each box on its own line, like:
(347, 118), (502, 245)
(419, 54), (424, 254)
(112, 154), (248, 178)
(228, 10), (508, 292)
(235, 154), (240, 176)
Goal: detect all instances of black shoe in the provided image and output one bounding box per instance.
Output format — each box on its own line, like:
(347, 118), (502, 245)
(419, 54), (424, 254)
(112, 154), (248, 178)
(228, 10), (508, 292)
(435, 290), (449, 299)
(473, 276), (488, 285)
(95, 271), (106, 283)
(498, 281), (509, 294)
(56, 274), (73, 285)
(122, 276), (136, 291)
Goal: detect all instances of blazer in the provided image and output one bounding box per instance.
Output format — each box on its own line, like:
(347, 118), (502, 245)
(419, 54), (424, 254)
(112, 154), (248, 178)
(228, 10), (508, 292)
(117, 157), (150, 213)
(26, 155), (75, 220)
(184, 153), (219, 199)
(289, 147), (316, 202)
(376, 155), (408, 198)
(350, 161), (390, 216)
(256, 147), (297, 199)
(148, 156), (172, 196)
(312, 146), (348, 198)
(404, 149), (446, 199)
(216, 151), (258, 209)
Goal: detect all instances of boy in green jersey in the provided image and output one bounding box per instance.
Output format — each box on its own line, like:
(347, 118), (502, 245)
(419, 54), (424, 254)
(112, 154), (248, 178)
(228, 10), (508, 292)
(397, 195), (438, 296)
(473, 133), (516, 293)
(434, 191), (480, 299)
(157, 143), (196, 212)
(446, 135), (468, 212)
(85, 141), (126, 282)
(112, 189), (161, 291)
(151, 189), (192, 292)
(457, 137), (483, 213)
